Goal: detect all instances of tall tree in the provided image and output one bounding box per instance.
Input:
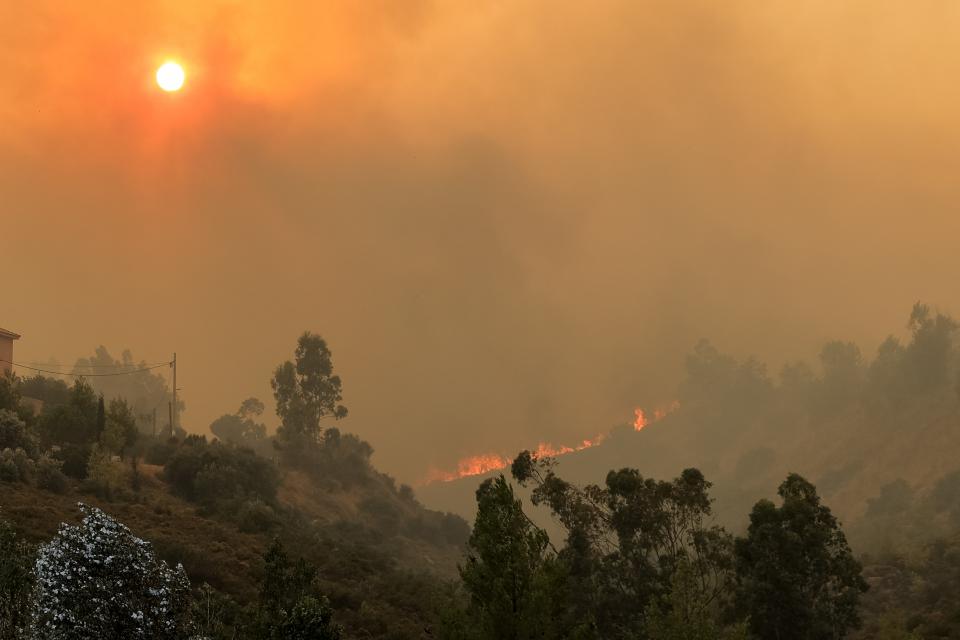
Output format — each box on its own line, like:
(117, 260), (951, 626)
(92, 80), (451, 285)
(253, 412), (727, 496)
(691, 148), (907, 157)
(459, 475), (565, 640)
(512, 453), (735, 637)
(734, 474), (868, 640)
(271, 333), (347, 449)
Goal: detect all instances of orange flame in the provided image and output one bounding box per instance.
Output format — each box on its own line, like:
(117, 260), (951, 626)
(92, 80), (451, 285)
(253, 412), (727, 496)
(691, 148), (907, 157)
(424, 403), (678, 484)
(423, 453), (511, 484)
(633, 408), (649, 431)
(636, 401), (680, 431)
(423, 431), (610, 484)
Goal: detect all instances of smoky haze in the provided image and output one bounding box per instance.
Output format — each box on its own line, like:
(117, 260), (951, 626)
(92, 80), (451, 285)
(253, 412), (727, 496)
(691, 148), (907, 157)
(3, 1), (960, 483)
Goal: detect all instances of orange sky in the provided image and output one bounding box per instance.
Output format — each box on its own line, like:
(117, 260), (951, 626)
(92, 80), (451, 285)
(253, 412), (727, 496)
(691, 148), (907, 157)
(4, 2), (960, 482)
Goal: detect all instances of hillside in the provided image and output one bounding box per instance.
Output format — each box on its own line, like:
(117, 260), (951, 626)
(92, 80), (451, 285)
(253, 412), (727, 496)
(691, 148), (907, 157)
(420, 305), (960, 556)
(0, 447), (467, 639)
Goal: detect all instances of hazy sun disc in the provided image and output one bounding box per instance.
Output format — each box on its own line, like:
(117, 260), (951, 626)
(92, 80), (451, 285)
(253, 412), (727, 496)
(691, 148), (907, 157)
(156, 62), (185, 92)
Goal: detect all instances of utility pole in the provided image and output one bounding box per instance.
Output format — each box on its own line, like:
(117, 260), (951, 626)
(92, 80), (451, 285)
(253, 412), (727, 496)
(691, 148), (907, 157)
(172, 352), (178, 436)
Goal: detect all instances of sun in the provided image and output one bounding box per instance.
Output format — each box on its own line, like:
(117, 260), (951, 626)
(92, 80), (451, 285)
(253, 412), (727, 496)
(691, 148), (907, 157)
(156, 61), (185, 92)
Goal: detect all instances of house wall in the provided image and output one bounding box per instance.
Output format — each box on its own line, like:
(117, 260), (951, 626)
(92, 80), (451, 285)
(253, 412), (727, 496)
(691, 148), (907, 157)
(0, 336), (14, 375)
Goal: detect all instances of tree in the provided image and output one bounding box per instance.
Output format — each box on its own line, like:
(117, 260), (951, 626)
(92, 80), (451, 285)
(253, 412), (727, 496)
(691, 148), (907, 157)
(0, 409), (35, 456)
(734, 474), (868, 640)
(256, 538), (340, 639)
(815, 341), (864, 414)
(644, 558), (749, 640)
(30, 504), (192, 639)
(511, 453), (735, 637)
(210, 397), (267, 445)
(100, 398), (139, 459)
(271, 333), (347, 450)
(0, 513), (32, 640)
(73, 346), (182, 425)
(271, 596), (341, 640)
(39, 379), (99, 446)
(903, 303), (958, 392)
(0, 375), (35, 436)
(458, 475), (564, 640)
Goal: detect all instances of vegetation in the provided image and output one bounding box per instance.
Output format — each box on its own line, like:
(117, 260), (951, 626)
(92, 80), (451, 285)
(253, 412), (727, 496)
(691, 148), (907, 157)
(0, 335), (468, 639)
(30, 504), (192, 638)
(442, 456), (865, 639)
(271, 332), (348, 463)
(3, 307), (960, 638)
(734, 474), (867, 639)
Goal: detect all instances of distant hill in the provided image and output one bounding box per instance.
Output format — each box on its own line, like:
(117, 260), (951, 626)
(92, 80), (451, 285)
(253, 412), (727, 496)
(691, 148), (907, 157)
(420, 307), (960, 555)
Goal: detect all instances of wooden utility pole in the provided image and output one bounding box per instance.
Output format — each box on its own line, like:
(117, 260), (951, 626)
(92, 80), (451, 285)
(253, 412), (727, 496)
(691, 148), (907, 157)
(172, 352), (178, 436)
(168, 401), (173, 439)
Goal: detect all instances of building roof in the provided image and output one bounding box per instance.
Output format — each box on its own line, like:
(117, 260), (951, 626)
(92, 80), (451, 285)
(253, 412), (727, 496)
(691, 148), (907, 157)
(0, 328), (20, 340)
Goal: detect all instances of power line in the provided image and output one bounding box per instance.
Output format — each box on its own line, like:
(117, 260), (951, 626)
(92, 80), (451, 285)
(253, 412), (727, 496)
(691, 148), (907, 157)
(0, 360), (171, 377)
(14, 362), (170, 369)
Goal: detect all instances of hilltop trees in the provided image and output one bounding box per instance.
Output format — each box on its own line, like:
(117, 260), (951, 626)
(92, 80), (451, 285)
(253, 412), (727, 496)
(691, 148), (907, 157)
(734, 474), (868, 640)
(272, 332), (348, 459)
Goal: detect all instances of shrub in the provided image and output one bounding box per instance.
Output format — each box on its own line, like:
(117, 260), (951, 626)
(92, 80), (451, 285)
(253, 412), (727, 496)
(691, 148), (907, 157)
(236, 498), (279, 533)
(83, 446), (127, 500)
(164, 436), (280, 514)
(35, 454), (68, 494)
(145, 438), (178, 465)
(30, 504), (191, 638)
(0, 448), (34, 484)
(54, 444), (91, 480)
(0, 409), (35, 456)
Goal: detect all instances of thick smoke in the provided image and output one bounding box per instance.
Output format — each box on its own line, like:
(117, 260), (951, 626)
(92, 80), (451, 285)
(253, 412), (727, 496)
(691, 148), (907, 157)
(3, 1), (960, 482)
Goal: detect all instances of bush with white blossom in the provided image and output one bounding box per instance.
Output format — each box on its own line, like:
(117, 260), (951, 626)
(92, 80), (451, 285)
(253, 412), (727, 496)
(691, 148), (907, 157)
(30, 503), (191, 639)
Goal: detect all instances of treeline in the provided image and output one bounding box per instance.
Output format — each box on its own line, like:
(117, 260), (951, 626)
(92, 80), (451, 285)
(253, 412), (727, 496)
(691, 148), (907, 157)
(604, 303), (960, 534)
(435, 452), (866, 640)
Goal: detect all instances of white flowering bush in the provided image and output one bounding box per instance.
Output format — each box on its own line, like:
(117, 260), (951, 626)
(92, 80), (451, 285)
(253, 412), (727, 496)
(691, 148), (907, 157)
(30, 503), (192, 639)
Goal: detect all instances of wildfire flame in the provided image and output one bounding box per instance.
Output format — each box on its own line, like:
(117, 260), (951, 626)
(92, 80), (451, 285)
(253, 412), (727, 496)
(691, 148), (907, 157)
(635, 400), (681, 431)
(633, 408), (648, 431)
(424, 402), (679, 485)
